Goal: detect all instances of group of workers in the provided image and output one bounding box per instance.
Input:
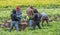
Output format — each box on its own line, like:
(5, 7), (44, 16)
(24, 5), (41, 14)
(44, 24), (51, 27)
(9, 6), (49, 32)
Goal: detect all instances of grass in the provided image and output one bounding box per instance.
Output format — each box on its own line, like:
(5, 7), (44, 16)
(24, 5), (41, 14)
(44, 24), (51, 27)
(0, 21), (60, 35)
(0, 8), (60, 23)
(0, 7), (60, 35)
(0, 0), (60, 35)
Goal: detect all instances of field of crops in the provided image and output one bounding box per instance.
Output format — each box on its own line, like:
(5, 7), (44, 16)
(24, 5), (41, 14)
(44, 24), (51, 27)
(0, 0), (60, 35)
(0, 8), (60, 23)
(0, 0), (60, 8)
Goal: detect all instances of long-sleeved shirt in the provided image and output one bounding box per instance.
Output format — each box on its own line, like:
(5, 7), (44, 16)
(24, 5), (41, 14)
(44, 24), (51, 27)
(33, 13), (40, 21)
(11, 9), (21, 21)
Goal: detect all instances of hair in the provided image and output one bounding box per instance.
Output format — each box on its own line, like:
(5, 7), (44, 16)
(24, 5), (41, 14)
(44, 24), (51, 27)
(12, 9), (16, 14)
(34, 9), (38, 13)
(29, 5), (34, 9)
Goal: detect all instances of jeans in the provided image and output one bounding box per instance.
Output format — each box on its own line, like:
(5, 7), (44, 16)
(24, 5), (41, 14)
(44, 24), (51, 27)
(9, 21), (19, 32)
(29, 20), (33, 28)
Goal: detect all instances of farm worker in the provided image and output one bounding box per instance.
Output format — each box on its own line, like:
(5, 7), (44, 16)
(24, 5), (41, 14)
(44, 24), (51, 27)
(15, 6), (22, 30)
(9, 6), (22, 32)
(32, 13), (41, 30)
(26, 6), (34, 29)
(41, 12), (49, 26)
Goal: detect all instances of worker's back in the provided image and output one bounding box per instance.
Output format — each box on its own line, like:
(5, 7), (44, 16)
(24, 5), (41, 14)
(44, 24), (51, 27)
(41, 12), (47, 17)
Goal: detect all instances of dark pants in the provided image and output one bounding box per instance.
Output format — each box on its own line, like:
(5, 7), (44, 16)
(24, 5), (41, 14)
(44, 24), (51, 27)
(41, 16), (49, 26)
(33, 21), (41, 30)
